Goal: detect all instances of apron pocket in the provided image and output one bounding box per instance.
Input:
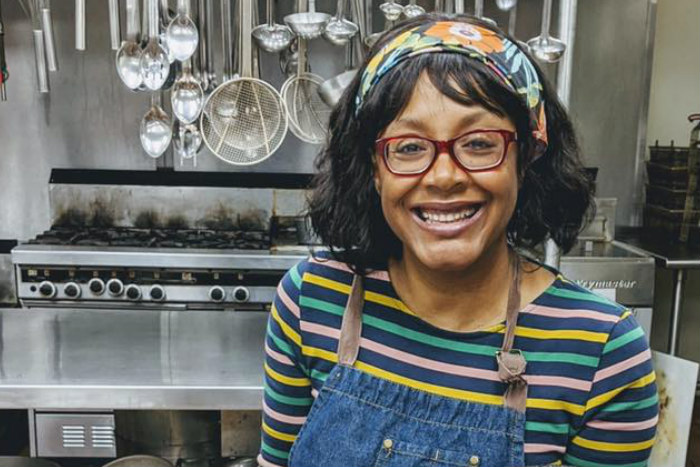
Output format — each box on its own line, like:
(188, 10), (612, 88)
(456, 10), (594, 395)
(373, 438), (484, 467)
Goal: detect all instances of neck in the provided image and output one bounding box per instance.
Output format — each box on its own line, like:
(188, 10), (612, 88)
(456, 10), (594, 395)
(389, 240), (514, 332)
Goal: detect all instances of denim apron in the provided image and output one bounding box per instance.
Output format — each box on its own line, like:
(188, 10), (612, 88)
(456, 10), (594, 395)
(288, 254), (528, 467)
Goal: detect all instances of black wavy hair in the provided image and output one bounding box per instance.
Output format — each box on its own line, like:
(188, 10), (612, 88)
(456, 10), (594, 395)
(308, 13), (594, 275)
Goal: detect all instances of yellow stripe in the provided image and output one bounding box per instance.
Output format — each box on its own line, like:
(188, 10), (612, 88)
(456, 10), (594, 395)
(572, 435), (656, 452)
(304, 272), (413, 315)
(354, 361), (504, 405)
(526, 397), (585, 416)
(586, 371), (656, 411)
(621, 310), (632, 320)
(262, 422), (297, 443)
(302, 345), (339, 363)
(265, 362), (312, 387)
(515, 326), (608, 343)
(271, 304), (302, 347)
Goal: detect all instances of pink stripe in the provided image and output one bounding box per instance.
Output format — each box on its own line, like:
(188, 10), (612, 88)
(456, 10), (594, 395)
(257, 455), (284, 467)
(277, 283), (300, 318)
(301, 322), (590, 390)
(265, 342), (294, 366)
(524, 443), (566, 454)
(594, 348), (652, 383)
(587, 414), (659, 431)
(524, 305), (619, 323)
(309, 257), (389, 281)
(263, 399), (307, 425)
(311, 388), (319, 398)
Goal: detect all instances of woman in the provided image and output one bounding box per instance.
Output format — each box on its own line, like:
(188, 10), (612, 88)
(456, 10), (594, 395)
(258, 14), (658, 467)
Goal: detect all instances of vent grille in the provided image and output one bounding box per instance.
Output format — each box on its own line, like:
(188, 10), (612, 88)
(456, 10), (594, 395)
(91, 425), (115, 449)
(61, 425), (86, 448)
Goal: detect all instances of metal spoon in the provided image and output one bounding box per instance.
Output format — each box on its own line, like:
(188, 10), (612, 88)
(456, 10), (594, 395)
(403, 0), (425, 18)
(526, 0), (566, 63)
(140, 0), (170, 90)
(171, 58), (204, 123)
(323, 0), (358, 46)
(165, 0), (198, 62)
(174, 121), (202, 161)
(116, 0), (143, 90)
(379, 0), (403, 22)
(140, 92), (172, 158)
(253, 0), (293, 53)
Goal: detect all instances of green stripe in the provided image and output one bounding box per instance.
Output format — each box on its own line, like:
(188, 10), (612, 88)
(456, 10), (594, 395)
(268, 330), (295, 357)
(546, 287), (618, 307)
(603, 326), (645, 354)
(262, 441), (290, 460)
(564, 453), (648, 467)
(310, 368), (329, 382)
(265, 386), (314, 407)
(289, 264), (302, 289)
(301, 296), (599, 366)
(600, 393), (658, 413)
(525, 421), (569, 434)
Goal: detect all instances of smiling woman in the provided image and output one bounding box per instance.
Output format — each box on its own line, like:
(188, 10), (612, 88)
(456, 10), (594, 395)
(258, 14), (658, 467)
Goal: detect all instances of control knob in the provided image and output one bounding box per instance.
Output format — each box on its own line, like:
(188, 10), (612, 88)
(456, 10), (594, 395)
(106, 278), (124, 296)
(88, 278), (105, 295)
(149, 285), (166, 301)
(63, 282), (81, 298)
(125, 284), (142, 301)
(209, 286), (226, 303)
(38, 281), (57, 298)
(232, 286), (250, 303)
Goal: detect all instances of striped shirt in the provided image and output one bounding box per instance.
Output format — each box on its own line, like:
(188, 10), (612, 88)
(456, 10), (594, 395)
(258, 254), (658, 467)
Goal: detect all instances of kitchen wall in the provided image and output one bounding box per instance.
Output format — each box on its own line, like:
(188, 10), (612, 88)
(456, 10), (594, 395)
(644, 0), (700, 363)
(0, 0), (656, 240)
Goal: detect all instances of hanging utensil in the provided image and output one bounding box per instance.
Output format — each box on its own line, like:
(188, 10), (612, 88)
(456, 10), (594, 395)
(75, 0), (85, 50)
(402, 0), (425, 18)
(28, 0), (49, 92)
(379, 0), (403, 22)
(197, 0), (216, 92)
(221, 0), (233, 82)
(116, 0), (144, 90)
(40, 0), (58, 71)
(166, 0), (199, 61)
(526, 0), (566, 63)
(318, 34), (356, 107)
(453, 0), (463, 13)
(323, 0), (358, 46)
(140, 92), (172, 158)
(201, 0), (288, 165)
(174, 120), (202, 164)
(108, 0), (121, 50)
(496, 0), (517, 11)
(284, 0), (330, 41)
(253, 0), (294, 53)
(507, 0), (517, 36)
(171, 58), (204, 123)
(140, 0), (170, 90)
(0, 0), (6, 101)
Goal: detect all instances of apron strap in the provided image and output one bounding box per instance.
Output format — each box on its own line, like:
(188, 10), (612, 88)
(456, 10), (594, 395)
(496, 252), (528, 413)
(338, 274), (365, 366)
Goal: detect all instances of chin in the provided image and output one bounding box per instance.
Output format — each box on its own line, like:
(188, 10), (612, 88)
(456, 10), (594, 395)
(412, 242), (484, 272)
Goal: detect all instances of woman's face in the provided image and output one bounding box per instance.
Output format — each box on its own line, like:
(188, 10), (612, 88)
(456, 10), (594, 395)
(373, 73), (519, 272)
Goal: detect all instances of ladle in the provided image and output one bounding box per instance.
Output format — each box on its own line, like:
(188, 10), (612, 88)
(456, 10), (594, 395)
(495, 0), (517, 11)
(323, 0), (358, 46)
(402, 0), (425, 18)
(526, 0), (566, 63)
(165, 0), (199, 61)
(253, 0), (294, 53)
(379, 0), (403, 22)
(140, 92), (172, 158)
(284, 0), (330, 40)
(140, 0), (170, 90)
(116, 0), (143, 90)
(171, 58), (204, 123)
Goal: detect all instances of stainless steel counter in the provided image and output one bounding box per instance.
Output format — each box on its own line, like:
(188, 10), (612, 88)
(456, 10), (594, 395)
(0, 308), (268, 410)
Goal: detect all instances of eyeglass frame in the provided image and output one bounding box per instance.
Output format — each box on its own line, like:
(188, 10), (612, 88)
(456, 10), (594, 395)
(375, 129), (518, 176)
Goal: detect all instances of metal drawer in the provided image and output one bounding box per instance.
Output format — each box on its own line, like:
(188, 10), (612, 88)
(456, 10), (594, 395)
(35, 412), (116, 458)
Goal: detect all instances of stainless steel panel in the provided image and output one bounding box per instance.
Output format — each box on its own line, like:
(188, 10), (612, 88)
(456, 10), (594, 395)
(0, 308), (268, 410)
(35, 412), (116, 458)
(0, 254), (17, 305)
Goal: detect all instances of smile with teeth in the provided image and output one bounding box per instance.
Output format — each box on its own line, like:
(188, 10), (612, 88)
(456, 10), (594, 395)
(416, 205), (481, 223)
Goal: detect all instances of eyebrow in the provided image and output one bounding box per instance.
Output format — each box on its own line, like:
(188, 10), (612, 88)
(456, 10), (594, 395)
(393, 110), (489, 134)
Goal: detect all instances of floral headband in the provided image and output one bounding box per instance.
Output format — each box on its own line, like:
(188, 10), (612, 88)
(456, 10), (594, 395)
(356, 21), (548, 159)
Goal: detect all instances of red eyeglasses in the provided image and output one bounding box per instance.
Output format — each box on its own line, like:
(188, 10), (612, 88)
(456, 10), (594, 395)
(375, 129), (517, 176)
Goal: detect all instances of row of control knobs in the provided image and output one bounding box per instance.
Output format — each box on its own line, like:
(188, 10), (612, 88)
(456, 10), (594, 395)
(36, 280), (250, 303)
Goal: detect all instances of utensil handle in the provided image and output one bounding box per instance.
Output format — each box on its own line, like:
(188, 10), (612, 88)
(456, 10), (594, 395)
(266, 0), (273, 26)
(32, 29), (49, 92)
(455, 0), (464, 14)
(474, 0), (483, 17)
(109, 0), (121, 50)
(75, 0), (85, 50)
(508, 3), (517, 36)
(177, 0), (188, 15)
(222, 0), (232, 80)
(41, 4), (58, 71)
(240, 0), (253, 77)
(335, 0), (346, 19)
(309, 0), (316, 13)
(148, 0), (159, 38)
(541, 0), (552, 37)
(125, 0), (140, 41)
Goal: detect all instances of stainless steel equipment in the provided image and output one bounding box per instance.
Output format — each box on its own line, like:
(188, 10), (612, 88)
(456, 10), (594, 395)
(0, 240), (18, 306)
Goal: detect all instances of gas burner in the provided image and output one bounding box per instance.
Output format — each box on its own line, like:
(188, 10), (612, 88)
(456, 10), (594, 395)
(28, 228), (272, 250)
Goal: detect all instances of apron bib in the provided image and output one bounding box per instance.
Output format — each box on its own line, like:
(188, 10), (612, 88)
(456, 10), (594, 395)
(289, 253), (528, 467)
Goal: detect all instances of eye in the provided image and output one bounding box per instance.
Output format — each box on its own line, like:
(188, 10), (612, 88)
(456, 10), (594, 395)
(391, 138), (431, 156)
(460, 138), (496, 151)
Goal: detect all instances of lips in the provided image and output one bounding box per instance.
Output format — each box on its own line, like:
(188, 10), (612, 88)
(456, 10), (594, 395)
(410, 202), (486, 236)
(415, 205), (481, 223)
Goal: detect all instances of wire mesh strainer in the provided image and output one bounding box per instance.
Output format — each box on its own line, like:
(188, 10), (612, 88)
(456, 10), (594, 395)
(200, 0), (287, 165)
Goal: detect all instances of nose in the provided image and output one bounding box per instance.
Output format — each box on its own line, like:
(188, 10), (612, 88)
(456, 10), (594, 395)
(421, 147), (470, 192)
